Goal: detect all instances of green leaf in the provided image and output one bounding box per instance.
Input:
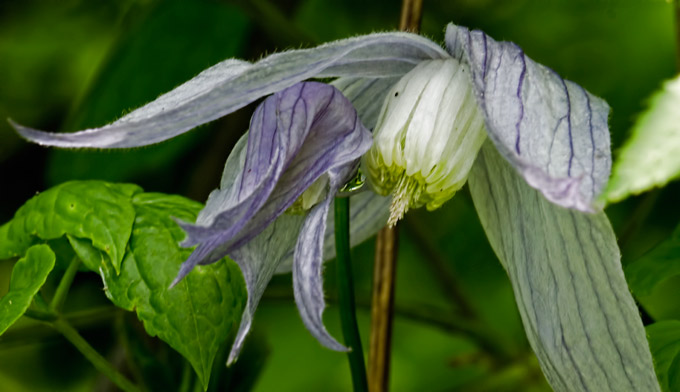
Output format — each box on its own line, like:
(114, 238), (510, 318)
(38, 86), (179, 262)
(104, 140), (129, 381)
(625, 226), (680, 297)
(647, 321), (680, 392)
(671, 353), (680, 392)
(100, 192), (246, 390)
(0, 245), (56, 335)
(605, 75), (680, 203)
(468, 142), (660, 392)
(0, 181), (141, 273)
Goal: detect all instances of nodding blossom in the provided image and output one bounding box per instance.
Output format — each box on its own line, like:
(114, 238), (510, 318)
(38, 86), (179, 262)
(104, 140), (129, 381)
(11, 23), (660, 392)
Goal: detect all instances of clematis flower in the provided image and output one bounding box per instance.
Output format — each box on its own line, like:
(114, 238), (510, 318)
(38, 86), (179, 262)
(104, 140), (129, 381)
(11, 23), (660, 391)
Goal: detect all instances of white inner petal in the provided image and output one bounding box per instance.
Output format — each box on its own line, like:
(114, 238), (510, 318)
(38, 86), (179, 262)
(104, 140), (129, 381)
(362, 58), (487, 218)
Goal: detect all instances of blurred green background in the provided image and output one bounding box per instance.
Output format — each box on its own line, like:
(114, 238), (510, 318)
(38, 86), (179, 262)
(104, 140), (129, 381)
(0, 0), (679, 391)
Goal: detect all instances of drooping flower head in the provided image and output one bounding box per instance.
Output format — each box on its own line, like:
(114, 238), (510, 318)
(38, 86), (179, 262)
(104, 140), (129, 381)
(11, 23), (660, 391)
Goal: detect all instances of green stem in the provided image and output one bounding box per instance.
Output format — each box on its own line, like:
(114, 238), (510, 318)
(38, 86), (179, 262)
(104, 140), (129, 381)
(51, 318), (141, 392)
(8, 307), (119, 348)
(50, 256), (81, 312)
(334, 196), (368, 392)
(35, 289), (50, 310)
(179, 359), (194, 392)
(24, 308), (58, 322)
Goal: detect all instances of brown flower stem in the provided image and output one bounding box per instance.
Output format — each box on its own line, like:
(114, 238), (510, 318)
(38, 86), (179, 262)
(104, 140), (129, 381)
(367, 2), (423, 392)
(368, 226), (399, 392)
(398, 0), (423, 33)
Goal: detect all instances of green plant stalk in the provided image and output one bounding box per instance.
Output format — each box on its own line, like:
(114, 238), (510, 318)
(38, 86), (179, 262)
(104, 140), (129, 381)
(23, 308), (58, 322)
(179, 359), (194, 392)
(335, 196), (368, 392)
(51, 317), (141, 392)
(50, 256), (81, 312)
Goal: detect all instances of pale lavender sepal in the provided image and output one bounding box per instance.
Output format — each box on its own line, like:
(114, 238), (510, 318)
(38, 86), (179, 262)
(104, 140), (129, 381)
(171, 82), (372, 286)
(272, 75), (395, 275)
(226, 213), (305, 365)
(275, 190), (391, 274)
(468, 142), (660, 392)
(11, 33), (445, 149)
(292, 170), (350, 351)
(331, 77), (399, 130)
(446, 24), (611, 212)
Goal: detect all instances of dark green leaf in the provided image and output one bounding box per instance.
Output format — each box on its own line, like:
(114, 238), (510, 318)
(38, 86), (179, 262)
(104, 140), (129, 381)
(625, 227), (680, 297)
(217, 328), (270, 392)
(118, 311), (185, 392)
(0, 245), (56, 335)
(670, 353), (680, 392)
(0, 181), (141, 273)
(647, 321), (680, 392)
(47, 0), (250, 185)
(101, 192), (246, 390)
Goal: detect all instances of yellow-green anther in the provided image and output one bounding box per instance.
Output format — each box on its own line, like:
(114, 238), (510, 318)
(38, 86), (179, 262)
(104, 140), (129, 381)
(362, 59), (487, 226)
(288, 175), (330, 214)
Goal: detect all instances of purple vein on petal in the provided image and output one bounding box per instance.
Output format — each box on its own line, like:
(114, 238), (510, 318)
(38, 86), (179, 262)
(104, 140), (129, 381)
(172, 82), (372, 287)
(445, 23), (611, 212)
(292, 172), (350, 352)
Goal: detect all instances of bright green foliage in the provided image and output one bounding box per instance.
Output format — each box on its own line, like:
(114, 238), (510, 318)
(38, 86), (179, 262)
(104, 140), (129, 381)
(647, 321), (680, 392)
(625, 226), (680, 297)
(0, 182), (247, 390)
(605, 75), (680, 203)
(0, 181), (141, 273)
(0, 245), (55, 335)
(100, 192), (246, 390)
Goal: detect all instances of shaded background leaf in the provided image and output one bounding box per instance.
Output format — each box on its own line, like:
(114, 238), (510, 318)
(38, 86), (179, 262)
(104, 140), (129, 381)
(46, 0), (251, 189)
(625, 225), (680, 297)
(647, 321), (680, 392)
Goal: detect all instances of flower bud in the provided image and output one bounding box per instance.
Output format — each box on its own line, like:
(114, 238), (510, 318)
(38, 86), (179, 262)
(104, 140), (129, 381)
(362, 59), (487, 226)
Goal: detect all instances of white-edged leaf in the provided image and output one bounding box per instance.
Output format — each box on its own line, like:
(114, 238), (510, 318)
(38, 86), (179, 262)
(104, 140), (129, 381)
(605, 75), (680, 203)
